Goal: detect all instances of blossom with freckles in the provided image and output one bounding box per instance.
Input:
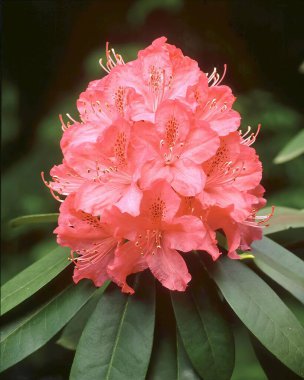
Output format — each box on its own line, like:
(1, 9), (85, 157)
(45, 37), (269, 293)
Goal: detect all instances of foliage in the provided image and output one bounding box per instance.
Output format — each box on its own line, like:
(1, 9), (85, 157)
(1, 209), (304, 378)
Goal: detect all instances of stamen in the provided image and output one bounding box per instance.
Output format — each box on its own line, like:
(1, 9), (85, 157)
(99, 42), (125, 74)
(207, 64), (227, 86)
(243, 206), (275, 228)
(59, 114), (68, 131)
(66, 113), (77, 123)
(41, 172), (64, 202)
(99, 58), (110, 73)
(241, 124), (261, 146)
(149, 67), (166, 111)
(214, 64), (227, 86)
(207, 67), (217, 83)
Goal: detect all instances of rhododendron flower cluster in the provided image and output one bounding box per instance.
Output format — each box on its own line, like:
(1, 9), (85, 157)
(44, 37), (270, 294)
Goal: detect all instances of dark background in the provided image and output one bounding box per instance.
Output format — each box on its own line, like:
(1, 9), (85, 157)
(2, 1), (304, 379)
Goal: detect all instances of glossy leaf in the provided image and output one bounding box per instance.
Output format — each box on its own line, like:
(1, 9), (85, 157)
(171, 258), (234, 380)
(177, 332), (201, 380)
(0, 280), (96, 372)
(9, 213), (59, 228)
(251, 332), (301, 380)
(1, 246), (70, 316)
(209, 257), (304, 378)
(70, 272), (155, 380)
(57, 283), (109, 350)
(252, 236), (304, 304)
(147, 302), (177, 380)
(274, 129), (304, 164)
(147, 332), (177, 380)
(261, 206), (304, 235)
(231, 327), (267, 380)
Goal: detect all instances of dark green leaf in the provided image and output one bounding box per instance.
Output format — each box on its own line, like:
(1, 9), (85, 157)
(274, 129), (304, 164)
(9, 213), (59, 228)
(261, 207), (304, 235)
(147, 333), (177, 380)
(1, 246), (70, 316)
(209, 257), (304, 377)
(57, 283), (108, 350)
(0, 280), (96, 372)
(70, 272), (155, 380)
(251, 332), (302, 380)
(147, 284), (178, 380)
(252, 236), (304, 304)
(177, 332), (201, 380)
(171, 258), (234, 380)
(231, 327), (267, 380)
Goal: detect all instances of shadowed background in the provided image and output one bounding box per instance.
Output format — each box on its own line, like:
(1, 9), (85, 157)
(2, 1), (304, 379)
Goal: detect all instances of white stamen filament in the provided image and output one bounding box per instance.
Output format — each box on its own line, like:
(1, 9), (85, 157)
(99, 42), (125, 74)
(207, 64), (227, 86)
(243, 206), (275, 228)
(240, 124), (261, 146)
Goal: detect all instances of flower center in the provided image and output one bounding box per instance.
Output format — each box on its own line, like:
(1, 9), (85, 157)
(165, 116), (179, 147)
(135, 229), (163, 256)
(114, 86), (126, 116)
(149, 197), (166, 221)
(113, 131), (127, 166)
(205, 144), (245, 186)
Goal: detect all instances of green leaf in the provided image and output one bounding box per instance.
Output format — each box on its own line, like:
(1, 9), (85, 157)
(208, 257), (304, 377)
(0, 280), (96, 372)
(261, 206), (304, 235)
(251, 332), (301, 380)
(70, 272), (155, 380)
(252, 236), (304, 304)
(147, 334), (177, 380)
(147, 284), (178, 379)
(57, 283), (108, 350)
(274, 129), (304, 164)
(9, 213), (59, 228)
(177, 332), (201, 380)
(1, 246), (70, 316)
(231, 327), (267, 380)
(171, 257), (235, 380)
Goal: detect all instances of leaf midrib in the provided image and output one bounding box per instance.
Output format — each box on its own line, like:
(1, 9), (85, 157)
(190, 291), (221, 379)
(105, 296), (130, 380)
(0, 287), (70, 345)
(1, 253), (68, 309)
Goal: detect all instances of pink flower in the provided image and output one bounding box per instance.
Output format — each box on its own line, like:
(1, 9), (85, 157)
(45, 37), (269, 293)
(132, 100), (219, 196)
(106, 181), (209, 293)
(54, 194), (119, 286)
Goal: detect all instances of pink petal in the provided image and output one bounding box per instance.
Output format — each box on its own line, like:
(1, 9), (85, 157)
(73, 250), (113, 287)
(164, 215), (219, 258)
(139, 160), (173, 190)
(55, 195), (108, 250)
(155, 100), (191, 142)
(147, 245), (191, 291)
(55, 195), (117, 286)
(140, 180), (181, 222)
(74, 181), (127, 216)
(115, 182), (143, 216)
(48, 162), (84, 196)
(208, 109), (241, 136)
(108, 241), (148, 294)
(171, 159), (205, 196)
(182, 123), (220, 164)
(60, 121), (101, 155)
(234, 145), (262, 190)
(207, 206), (241, 259)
